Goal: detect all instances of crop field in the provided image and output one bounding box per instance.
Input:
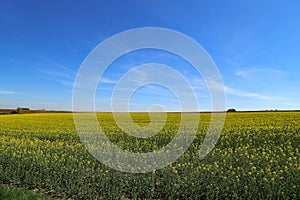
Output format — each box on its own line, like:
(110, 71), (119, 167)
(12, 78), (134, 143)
(0, 112), (299, 199)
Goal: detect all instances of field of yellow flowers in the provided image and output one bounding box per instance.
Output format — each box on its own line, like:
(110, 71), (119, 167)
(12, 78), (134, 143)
(0, 112), (299, 199)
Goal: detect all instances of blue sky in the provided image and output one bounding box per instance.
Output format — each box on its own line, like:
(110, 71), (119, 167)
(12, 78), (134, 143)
(1, 0), (300, 111)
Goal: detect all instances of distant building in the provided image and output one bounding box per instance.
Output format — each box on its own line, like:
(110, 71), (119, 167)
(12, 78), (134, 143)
(16, 107), (23, 114)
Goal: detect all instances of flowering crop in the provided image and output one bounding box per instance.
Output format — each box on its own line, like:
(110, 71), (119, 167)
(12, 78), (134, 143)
(0, 112), (299, 199)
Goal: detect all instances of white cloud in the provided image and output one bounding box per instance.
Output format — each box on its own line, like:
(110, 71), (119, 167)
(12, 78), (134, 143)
(100, 77), (117, 84)
(44, 70), (74, 79)
(58, 80), (75, 86)
(190, 78), (206, 90)
(206, 79), (277, 100)
(0, 89), (15, 94)
(224, 86), (271, 100)
(235, 68), (285, 79)
(41, 65), (77, 87)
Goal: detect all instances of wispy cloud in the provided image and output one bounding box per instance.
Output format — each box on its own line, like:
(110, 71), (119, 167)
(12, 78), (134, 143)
(190, 78), (206, 90)
(44, 70), (74, 79)
(100, 77), (117, 84)
(206, 79), (278, 100)
(235, 68), (285, 79)
(0, 89), (16, 94)
(57, 80), (75, 87)
(41, 65), (76, 87)
(224, 86), (272, 100)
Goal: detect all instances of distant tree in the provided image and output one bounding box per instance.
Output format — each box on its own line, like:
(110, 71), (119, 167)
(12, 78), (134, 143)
(226, 108), (237, 112)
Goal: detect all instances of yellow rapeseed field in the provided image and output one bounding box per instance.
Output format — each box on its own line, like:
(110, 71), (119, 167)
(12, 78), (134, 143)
(0, 112), (299, 199)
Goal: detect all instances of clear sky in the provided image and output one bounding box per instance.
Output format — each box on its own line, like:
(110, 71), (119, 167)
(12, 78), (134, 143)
(1, 0), (300, 111)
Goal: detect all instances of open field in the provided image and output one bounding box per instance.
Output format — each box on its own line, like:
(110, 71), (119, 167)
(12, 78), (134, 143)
(0, 112), (299, 199)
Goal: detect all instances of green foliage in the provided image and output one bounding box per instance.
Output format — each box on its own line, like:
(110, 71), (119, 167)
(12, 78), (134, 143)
(0, 184), (53, 200)
(0, 112), (299, 199)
